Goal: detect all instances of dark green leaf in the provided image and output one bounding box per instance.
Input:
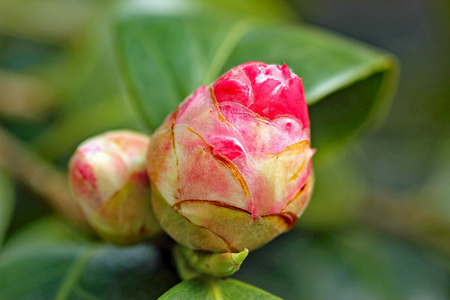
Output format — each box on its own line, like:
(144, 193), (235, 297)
(159, 277), (282, 300)
(0, 169), (15, 249)
(115, 14), (397, 156)
(0, 216), (179, 300)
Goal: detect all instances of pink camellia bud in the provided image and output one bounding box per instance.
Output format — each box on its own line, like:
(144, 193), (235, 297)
(148, 62), (314, 252)
(69, 130), (161, 244)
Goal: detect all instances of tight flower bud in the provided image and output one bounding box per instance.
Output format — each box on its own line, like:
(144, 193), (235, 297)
(148, 62), (314, 252)
(69, 130), (161, 244)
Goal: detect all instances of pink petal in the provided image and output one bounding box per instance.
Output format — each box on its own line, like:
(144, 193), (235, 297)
(232, 141), (313, 218)
(212, 62), (309, 129)
(174, 125), (251, 210)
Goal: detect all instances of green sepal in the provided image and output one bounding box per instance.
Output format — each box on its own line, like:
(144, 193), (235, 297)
(174, 244), (249, 279)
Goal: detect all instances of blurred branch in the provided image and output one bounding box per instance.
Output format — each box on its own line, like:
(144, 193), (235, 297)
(0, 70), (56, 120)
(0, 125), (88, 229)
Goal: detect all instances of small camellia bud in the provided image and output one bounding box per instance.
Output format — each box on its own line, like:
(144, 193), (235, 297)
(69, 130), (161, 244)
(148, 62), (314, 252)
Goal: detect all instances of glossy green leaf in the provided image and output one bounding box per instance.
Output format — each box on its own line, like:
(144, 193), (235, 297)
(159, 277), (282, 300)
(0, 216), (179, 300)
(232, 228), (449, 300)
(0, 169), (15, 249)
(115, 14), (397, 156)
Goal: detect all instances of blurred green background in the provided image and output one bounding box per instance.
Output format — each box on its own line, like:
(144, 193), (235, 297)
(0, 0), (449, 299)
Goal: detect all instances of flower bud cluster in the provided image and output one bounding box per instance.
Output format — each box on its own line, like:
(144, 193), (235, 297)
(68, 62), (314, 255)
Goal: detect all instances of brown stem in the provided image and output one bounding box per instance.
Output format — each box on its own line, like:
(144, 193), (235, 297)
(0, 125), (88, 228)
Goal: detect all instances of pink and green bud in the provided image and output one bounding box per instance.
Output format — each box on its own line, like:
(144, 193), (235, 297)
(148, 62), (315, 252)
(69, 130), (161, 244)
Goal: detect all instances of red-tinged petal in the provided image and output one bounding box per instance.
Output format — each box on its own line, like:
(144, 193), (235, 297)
(213, 78), (251, 107)
(175, 87), (248, 160)
(69, 153), (99, 207)
(147, 127), (181, 206)
(212, 62), (309, 128)
(232, 141), (313, 218)
(174, 125), (251, 211)
(250, 78), (282, 117)
(203, 135), (246, 161)
(69, 139), (129, 215)
(102, 130), (150, 170)
(264, 63), (291, 83)
(266, 76), (309, 128)
(219, 102), (307, 155)
(176, 86), (208, 122)
(176, 86), (230, 137)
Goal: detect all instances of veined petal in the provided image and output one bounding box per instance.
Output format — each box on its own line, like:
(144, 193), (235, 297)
(174, 125), (250, 210)
(147, 127), (181, 206)
(281, 174), (314, 217)
(213, 62), (309, 127)
(176, 201), (291, 252)
(90, 171), (160, 245)
(69, 139), (129, 215)
(152, 185), (230, 252)
(220, 102), (307, 154)
(233, 141), (313, 218)
(102, 130), (150, 170)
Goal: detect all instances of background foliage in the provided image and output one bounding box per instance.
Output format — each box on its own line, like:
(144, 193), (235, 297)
(0, 0), (449, 299)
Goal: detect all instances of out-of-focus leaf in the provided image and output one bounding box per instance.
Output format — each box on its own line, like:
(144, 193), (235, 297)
(115, 14), (397, 157)
(3, 216), (90, 250)
(32, 97), (139, 160)
(360, 139), (450, 257)
(0, 216), (178, 300)
(159, 277), (281, 300)
(0, 169), (14, 248)
(0, 35), (62, 71)
(421, 139), (450, 219)
(0, 0), (94, 44)
(298, 150), (366, 229)
(233, 229), (449, 300)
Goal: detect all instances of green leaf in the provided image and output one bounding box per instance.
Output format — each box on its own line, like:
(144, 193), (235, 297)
(3, 216), (91, 250)
(0, 216), (179, 300)
(115, 14), (398, 156)
(32, 96), (140, 160)
(159, 277), (282, 300)
(0, 169), (15, 249)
